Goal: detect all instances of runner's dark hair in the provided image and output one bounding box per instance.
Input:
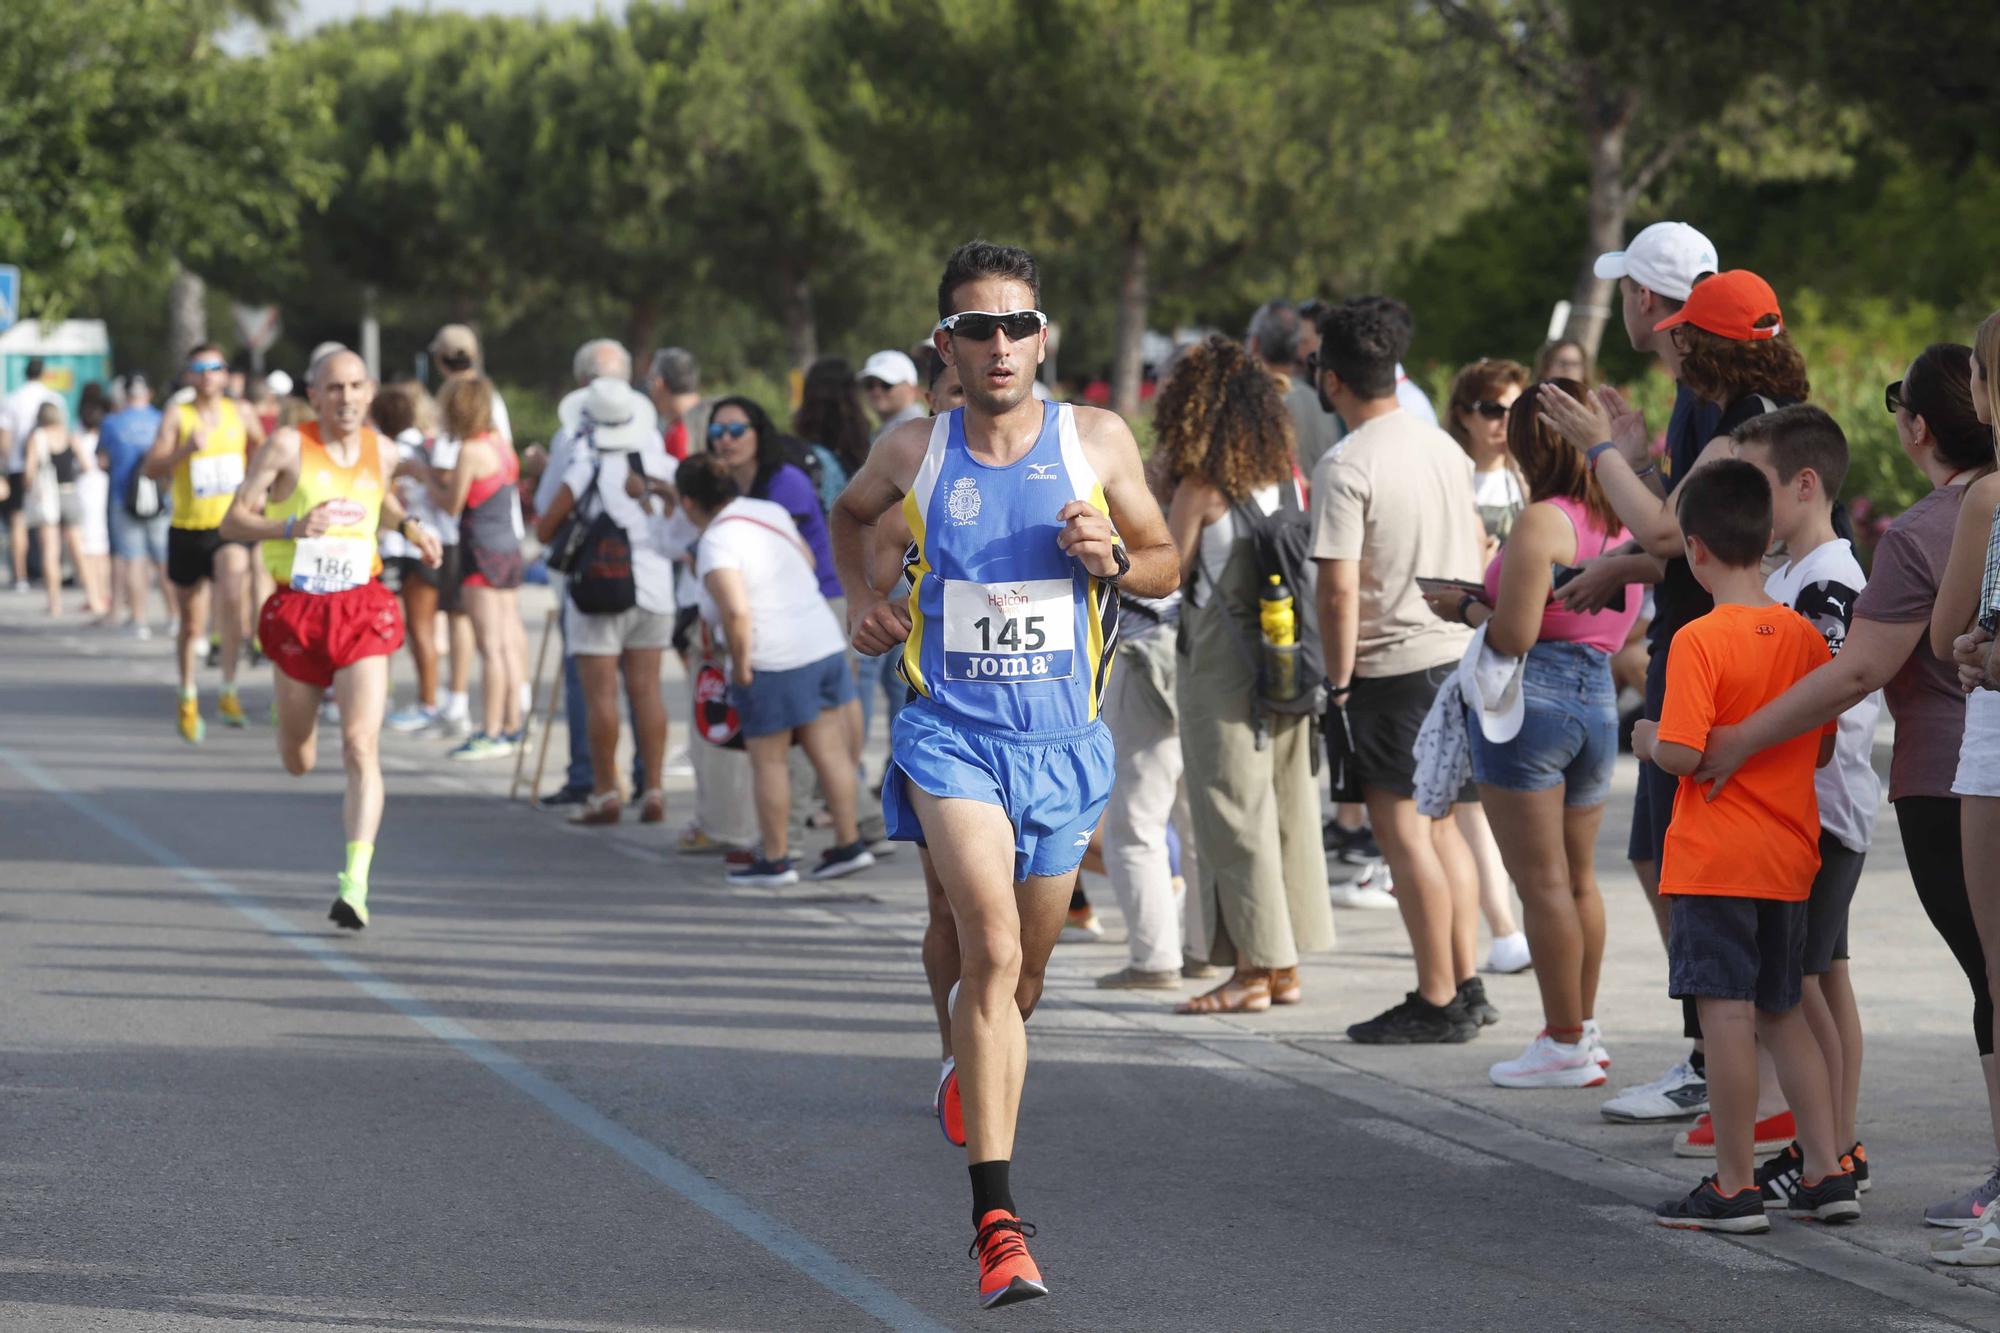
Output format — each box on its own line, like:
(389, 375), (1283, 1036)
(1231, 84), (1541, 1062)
(938, 241), (1040, 318)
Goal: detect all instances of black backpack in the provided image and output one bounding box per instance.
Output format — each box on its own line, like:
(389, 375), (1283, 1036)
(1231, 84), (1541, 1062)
(564, 466), (637, 615)
(1229, 482), (1328, 718)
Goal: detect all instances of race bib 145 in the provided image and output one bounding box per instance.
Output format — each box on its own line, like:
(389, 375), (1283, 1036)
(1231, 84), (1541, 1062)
(941, 577), (1075, 683)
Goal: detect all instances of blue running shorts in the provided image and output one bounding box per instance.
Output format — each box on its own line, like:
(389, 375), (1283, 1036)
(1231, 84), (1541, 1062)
(885, 699), (1115, 883)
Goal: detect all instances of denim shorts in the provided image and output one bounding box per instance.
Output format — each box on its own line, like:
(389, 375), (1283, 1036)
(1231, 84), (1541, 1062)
(1668, 893), (1808, 1015)
(731, 650), (856, 739)
(1467, 639), (1617, 807)
(108, 506), (170, 564)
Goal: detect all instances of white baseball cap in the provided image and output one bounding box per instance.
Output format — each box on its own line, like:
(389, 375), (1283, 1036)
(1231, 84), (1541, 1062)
(1593, 222), (1718, 303)
(859, 350), (918, 388)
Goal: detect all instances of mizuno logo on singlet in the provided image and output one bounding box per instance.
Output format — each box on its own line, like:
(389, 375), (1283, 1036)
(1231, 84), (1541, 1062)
(1026, 462), (1059, 480)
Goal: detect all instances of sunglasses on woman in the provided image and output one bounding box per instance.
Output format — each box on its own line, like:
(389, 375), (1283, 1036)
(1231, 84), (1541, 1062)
(1884, 380), (1904, 414)
(939, 309), (1048, 342)
(707, 421), (752, 441)
(1471, 399), (1510, 420)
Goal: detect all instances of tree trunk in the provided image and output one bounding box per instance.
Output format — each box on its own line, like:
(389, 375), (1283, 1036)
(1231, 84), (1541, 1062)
(1562, 77), (1636, 361)
(779, 265), (817, 371)
(166, 261), (208, 368)
(1109, 221), (1148, 422)
(625, 295), (661, 386)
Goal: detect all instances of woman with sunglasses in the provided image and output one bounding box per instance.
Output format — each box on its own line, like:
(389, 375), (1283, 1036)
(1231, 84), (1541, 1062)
(1446, 358), (1530, 545)
(1443, 357), (1535, 975)
(706, 396), (882, 841)
(1925, 315), (2000, 1254)
(1695, 340), (1997, 1230)
(1423, 380), (1643, 1087)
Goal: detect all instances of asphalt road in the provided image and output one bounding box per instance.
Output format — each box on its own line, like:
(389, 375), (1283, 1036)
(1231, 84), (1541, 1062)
(4, 592), (1999, 1332)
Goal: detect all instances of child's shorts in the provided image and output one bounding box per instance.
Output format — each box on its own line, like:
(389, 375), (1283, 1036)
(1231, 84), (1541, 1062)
(1667, 893), (1808, 1015)
(1803, 833), (1866, 975)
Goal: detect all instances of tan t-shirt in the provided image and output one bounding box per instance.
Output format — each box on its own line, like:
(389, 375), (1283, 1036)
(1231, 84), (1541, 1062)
(1310, 408), (1484, 678)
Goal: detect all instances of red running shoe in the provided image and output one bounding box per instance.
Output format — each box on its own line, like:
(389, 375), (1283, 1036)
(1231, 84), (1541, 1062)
(935, 1058), (965, 1147)
(1674, 1109), (1796, 1158)
(971, 1209), (1046, 1308)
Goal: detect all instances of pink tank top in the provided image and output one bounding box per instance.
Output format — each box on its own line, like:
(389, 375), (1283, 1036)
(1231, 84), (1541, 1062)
(1481, 493), (1643, 654)
(462, 433), (519, 512)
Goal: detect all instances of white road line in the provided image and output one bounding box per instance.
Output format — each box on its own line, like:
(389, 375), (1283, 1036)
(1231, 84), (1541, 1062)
(0, 743), (951, 1333)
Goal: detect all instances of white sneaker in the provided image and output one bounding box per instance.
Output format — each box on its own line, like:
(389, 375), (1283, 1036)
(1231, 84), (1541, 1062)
(1485, 931), (1532, 974)
(125, 620), (152, 641)
(1490, 1032), (1607, 1089)
(386, 704), (439, 733)
(1330, 877), (1398, 910)
(1600, 1058), (1708, 1123)
(1582, 1018), (1611, 1068)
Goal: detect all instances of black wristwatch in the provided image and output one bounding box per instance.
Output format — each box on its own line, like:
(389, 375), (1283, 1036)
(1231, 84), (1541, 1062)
(1103, 543), (1131, 584)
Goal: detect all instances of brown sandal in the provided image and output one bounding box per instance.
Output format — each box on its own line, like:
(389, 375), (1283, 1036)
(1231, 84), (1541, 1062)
(1269, 966), (1302, 1005)
(1175, 970), (1272, 1014)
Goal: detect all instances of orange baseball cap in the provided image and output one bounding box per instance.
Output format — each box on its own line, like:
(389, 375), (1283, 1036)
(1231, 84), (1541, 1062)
(1653, 270), (1783, 341)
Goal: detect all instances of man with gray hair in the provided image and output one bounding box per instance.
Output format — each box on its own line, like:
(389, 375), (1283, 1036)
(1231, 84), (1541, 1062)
(532, 339), (683, 813)
(646, 346), (709, 461)
(1247, 299), (1343, 474)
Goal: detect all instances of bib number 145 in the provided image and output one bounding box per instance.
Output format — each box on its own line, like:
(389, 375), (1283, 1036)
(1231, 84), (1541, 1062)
(942, 578), (1075, 683)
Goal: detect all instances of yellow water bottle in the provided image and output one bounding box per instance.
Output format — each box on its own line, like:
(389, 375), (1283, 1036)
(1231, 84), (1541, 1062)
(1259, 574), (1299, 700)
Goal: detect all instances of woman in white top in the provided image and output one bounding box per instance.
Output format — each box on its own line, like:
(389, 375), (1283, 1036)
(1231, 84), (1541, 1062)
(1161, 337), (1333, 1014)
(25, 402), (107, 617)
(679, 453), (871, 887)
(534, 379), (680, 826)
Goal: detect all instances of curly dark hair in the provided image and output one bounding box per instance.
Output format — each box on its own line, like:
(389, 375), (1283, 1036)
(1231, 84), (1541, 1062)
(1676, 320), (1810, 408)
(1509, 379), (1619, 535)
(1313, 296), (1414, 400)
(793, 358), (872, 476)
(1152, 336), (1294, 502)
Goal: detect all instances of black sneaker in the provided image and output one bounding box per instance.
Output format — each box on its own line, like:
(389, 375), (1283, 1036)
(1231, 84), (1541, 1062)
(726, 856), (800, 887)
(809, 840), (877, 881)
(1457, 976), (1500, 1027)
(1656, 1176), (1769, 1233)
(1348, 992), (1478, 1045)
(1756, 1141), (1803, 1205)
(1847, 1141), (1871, 1193)
(1322, 821), (1384, 865)
(537, 785), (591, 810)
(1782, 1168), (1860, 1224)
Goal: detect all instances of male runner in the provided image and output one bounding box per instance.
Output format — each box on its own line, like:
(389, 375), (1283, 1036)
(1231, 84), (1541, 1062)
(144, 343), (266, 742)
(831, 241), (1177, 1309)
(221, 350), (441, 930)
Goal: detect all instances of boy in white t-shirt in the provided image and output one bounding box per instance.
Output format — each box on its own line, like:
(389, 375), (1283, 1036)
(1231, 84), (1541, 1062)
(1733, 404), (1881, 1202)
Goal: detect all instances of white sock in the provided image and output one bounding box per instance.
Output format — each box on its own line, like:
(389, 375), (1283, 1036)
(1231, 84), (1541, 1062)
(443, 691), (468, 719)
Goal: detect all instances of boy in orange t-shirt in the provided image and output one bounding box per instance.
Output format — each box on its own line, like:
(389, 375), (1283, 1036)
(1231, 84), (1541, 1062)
(1632, 460), (1857, 1233)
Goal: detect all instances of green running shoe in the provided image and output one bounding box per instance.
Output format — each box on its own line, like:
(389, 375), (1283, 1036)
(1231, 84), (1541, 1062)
(329, 873), (369, 931)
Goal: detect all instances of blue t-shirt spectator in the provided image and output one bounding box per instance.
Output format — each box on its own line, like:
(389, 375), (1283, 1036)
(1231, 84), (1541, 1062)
(99, 405), (163, 510)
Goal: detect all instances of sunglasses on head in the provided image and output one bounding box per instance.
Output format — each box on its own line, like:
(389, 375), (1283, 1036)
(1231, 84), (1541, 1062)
(1472, 399), (1510, 420)
(1885, 380), (1905, 415)
(189, 359), (226, 373)
(707, 421), (752, 441)
(939, 309), (1048, 342)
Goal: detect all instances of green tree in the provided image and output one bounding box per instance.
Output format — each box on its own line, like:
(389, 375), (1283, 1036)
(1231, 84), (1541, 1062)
(0, 0), (331, 346)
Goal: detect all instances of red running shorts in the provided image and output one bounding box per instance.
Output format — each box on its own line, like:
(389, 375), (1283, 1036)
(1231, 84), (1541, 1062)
(260, 580), (405, 689)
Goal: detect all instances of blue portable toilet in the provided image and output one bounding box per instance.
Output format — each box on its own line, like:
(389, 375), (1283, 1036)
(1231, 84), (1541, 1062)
(0, 320), (113, 416)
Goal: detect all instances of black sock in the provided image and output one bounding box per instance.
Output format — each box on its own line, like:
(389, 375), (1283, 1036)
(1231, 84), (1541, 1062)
(1689, 1047), (1706, 1078)
(969, 1160), (1014, 1222)
(1068, 885), (1088, 911)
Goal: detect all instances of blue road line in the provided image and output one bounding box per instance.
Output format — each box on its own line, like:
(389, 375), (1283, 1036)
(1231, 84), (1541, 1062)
(1, 744), (954, 1333)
